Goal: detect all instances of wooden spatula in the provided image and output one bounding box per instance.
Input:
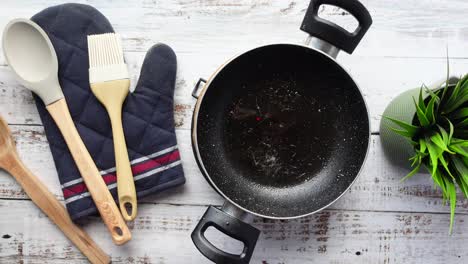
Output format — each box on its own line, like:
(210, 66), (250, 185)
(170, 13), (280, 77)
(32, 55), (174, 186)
(0, 116), (110, 264)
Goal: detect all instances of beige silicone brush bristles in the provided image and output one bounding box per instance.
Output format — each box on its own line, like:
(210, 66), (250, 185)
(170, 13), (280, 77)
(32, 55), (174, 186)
(87, 33), (129, 84)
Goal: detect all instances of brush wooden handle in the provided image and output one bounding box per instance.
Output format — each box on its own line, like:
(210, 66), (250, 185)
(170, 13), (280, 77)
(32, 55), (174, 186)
(46, 98), (131, 245)
(91, 79), (137, 221)
(1, 152), (110, 264)
(109, 104), (137, 221)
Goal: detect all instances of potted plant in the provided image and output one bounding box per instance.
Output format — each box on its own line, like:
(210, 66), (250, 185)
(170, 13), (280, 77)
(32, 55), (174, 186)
(380, 69), (468, 233)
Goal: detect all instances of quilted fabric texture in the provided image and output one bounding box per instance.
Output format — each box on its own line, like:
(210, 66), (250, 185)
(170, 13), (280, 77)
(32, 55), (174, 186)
(31, 3), (185, 220)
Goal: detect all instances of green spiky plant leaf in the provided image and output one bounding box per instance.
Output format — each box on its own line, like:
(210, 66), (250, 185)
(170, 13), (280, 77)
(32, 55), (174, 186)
(385, 71), (468, 234)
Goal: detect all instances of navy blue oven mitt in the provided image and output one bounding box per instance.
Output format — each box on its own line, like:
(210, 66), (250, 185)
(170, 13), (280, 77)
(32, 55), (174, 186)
(31, 3), (185, 220)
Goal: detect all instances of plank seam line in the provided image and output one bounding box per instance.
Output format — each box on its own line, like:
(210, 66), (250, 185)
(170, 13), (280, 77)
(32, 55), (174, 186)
(0, 197), (465, 216)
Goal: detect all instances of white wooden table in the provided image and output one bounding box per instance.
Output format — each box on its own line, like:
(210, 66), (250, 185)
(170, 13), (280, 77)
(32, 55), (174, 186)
(1, 0), (467, 263)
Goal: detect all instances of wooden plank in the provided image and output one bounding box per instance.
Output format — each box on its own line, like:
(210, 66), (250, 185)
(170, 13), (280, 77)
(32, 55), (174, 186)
(1, 125), (466, 217)
(0, 200), (467, 264)
(1, 55), (467, 131)
(0, 0), (466, 58)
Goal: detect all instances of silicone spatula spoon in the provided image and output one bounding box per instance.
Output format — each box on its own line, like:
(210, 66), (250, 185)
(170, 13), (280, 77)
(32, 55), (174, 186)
(0, 116), (110, 264)
(2, 18), (131, 245)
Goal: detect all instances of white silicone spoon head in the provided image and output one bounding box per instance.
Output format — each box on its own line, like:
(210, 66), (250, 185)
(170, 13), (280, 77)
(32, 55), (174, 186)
(2, 18), (63, 105)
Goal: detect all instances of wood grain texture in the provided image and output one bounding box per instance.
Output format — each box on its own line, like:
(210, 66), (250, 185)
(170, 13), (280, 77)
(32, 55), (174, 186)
(0, 0), (467, 130)
(0, 0), (467, 263)
(0, 153), (110, 264)
(2, 125), (468, 216)
(1, 201), (467, 264)
(0, 0), (466, 57)
(47, 99), (131, 245)
(0, 116), (109, 264)
(1, 56), (468, 132)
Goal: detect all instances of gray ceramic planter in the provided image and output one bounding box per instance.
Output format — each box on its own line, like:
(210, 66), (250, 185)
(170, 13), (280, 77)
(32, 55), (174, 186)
(380, 77), (459, 170)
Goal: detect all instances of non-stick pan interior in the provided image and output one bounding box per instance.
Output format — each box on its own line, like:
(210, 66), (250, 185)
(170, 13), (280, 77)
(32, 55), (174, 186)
(195, 44), (369, 218)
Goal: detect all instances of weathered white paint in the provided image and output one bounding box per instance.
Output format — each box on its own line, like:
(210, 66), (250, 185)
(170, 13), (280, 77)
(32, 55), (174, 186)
(1, 200), (468, 264)
(1, 56), (468, 132)
(0, 0), (466, 57)
(1, 126), (468, 216)
(0, 0), (467, 263)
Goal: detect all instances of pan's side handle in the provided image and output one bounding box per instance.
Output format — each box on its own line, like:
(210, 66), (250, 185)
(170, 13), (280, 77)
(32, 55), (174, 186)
(191, 206), (260, 264)
(300, 0), (372, 54)
(192, 78), (207, 99)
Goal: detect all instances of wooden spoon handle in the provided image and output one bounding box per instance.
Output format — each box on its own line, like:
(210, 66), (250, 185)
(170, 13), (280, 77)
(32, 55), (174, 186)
(46, 98), (131, 245)
(4, 153), (110, 264)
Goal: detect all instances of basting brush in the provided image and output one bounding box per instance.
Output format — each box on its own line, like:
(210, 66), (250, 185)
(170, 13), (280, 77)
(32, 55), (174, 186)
(87, 33), (137, 221)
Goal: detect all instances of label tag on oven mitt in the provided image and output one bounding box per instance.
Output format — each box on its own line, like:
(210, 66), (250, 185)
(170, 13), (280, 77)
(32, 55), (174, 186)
(31, 3), (185, 220)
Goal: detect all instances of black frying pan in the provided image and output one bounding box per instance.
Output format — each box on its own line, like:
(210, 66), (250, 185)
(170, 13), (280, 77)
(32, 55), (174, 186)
(190, 0), (372, 263)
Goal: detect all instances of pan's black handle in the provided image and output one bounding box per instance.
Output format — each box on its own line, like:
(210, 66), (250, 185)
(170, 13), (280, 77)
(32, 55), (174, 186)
(191, 206), (260, 264)
(192, 78), (207, 99)
(300, 0), (372, 54)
